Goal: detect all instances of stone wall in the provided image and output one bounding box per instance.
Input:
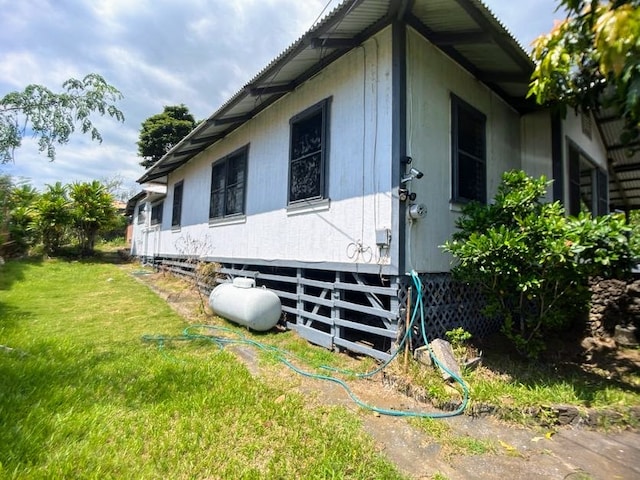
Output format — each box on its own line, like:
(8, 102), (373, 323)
(589, 276), (640, 339)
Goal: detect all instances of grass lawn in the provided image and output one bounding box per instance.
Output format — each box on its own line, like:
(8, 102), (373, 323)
(0, 257), (406, 479)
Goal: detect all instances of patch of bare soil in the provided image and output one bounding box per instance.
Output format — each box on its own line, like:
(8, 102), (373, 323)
(126, 267), (640, 480)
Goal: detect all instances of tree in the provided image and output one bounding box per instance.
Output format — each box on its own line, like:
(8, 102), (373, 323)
(0, 175), (13, 254)
(0, 74), (125, 163)
(443, 171), (635, 358)
(137, 104), (197, 168)
(6, 181), (39, 257)
(69, 180), (119, 254)
(528, 1), (640, 149)
(100, 174), (139, 203)
(1, 175), (40, 257)
(32, 182), (73, 254)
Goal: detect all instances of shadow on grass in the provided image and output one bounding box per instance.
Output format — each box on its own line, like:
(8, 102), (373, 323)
(0, 303), (35, 335)
(47, 245), (130, 265)
(0, 257), (44, 291)
(0, 337), (235, 469)
(475, 332), (640, 408)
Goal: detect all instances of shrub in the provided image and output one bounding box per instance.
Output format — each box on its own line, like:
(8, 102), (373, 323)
(442, 171), (636, 358)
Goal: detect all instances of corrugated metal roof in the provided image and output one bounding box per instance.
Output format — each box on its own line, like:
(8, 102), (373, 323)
(137, 0), (639, 213)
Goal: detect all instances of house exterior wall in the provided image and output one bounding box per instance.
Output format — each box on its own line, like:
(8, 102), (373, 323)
(403, 27), (522, 273)
(521, 110), (553, 185)
(130, 194), (164, 259)
(152, 28), (396, 271)
(563, 111), (608, 170)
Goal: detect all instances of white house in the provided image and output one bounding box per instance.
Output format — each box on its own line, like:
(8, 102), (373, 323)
(129, 0), (622, 360)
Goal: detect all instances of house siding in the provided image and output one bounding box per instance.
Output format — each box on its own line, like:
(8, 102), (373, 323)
(521, 110), (554, 193)
(404, 27), (522, 273)
(157, 28), (396, 270)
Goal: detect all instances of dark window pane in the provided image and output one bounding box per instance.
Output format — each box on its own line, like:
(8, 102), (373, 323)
(172, 182), (183, 227)
(292, 114), (322, 159)
(151, 202), (163, 225)
(458, 111), (484, 158)
(211, 163), (225, 192)
(209, 191), (224, 218)
(226, 185), (244, 215)
(597, 169), (608, 216)
(290, 153), (321, 202)
(227, 155), (245, 186)
(458, 153), (485, 202)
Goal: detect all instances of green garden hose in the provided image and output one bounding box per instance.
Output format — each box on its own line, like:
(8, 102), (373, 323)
(142, 270), (469, 418)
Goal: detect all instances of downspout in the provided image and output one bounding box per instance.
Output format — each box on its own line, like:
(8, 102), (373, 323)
(392, 19), (408, 275)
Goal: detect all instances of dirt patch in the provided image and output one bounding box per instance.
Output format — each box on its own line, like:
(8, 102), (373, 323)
(126, 266), (640, 479)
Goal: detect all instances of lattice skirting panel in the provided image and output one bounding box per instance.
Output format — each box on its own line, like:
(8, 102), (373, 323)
(147, 256), (499, 360)
(397, 273), (501, 348)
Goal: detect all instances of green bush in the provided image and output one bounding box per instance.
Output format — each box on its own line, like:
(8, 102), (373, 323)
(443, 170), (636, 358)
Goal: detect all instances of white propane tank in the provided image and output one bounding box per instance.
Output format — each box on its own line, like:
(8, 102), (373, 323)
(208, 277), (282, 331)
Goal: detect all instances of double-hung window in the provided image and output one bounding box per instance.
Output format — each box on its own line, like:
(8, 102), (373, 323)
(288, 98), (330, 204)
(451, 94), (486, 204)
(150, 202), (163, 226)
(209, 145), (248, 220)
(171, 181), (183, 228)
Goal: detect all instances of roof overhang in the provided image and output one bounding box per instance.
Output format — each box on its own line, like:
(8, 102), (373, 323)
(136, 0), (638, 211)
(137, 0), (536, 184)
(124, 183), (168, 215)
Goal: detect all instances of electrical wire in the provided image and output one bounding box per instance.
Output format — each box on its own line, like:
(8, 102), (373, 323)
(141, 270), (468, 418)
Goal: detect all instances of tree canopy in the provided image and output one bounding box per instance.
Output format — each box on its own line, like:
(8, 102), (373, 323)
(0, 74), (124, 163)
(528, 0), (640, 149)
(137, 104), (197, 169)
(1, 176), (123, 257)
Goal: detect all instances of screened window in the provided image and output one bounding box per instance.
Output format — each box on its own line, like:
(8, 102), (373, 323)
(209, 145), (248, 219)
(150, 202), (163, 226)
(568, 144), (608, 216)
(451, 95), (486, 204)
(289, 98), (330, 204)
(171, 181), (183, 227)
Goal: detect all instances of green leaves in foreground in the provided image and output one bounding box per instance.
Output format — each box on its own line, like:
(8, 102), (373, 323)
(0, 259), (404, 479)
(443, 171), (637, 358)
(0, 74), (124, 163)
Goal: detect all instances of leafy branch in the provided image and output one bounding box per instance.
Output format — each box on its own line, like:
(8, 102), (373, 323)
(0, 73), (125, 163)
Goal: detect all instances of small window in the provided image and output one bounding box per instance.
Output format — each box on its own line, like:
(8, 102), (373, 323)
(136, 204), (145, 224)
(289, 98), (331, 204)
(451, 95), (486, 204)
(209, 145), (248, 219)
(171, 181), (183, 227)
(568, 144), (608, 216)
(150, 202), (163, 226)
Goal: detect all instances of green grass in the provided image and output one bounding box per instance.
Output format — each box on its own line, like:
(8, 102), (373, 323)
(0, 258), (406, 479)
(395, 343), (639, 426)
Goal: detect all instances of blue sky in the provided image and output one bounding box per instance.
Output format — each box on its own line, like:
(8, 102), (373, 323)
(0, 0), (563, 194)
